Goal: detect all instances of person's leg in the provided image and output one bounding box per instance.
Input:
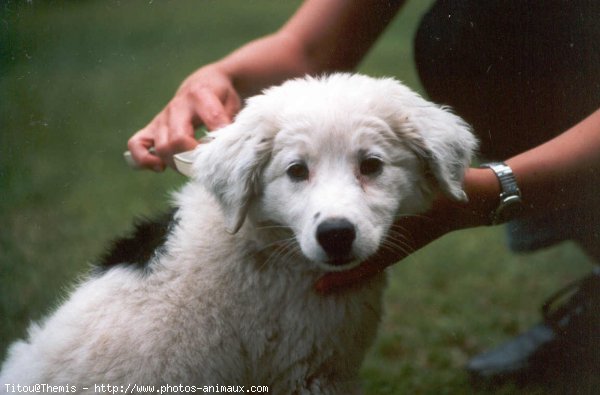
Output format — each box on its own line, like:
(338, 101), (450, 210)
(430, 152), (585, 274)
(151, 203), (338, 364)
(414, 0), (600, 386)
(578, 234), (600, 264)
(415, 1), (600, 160)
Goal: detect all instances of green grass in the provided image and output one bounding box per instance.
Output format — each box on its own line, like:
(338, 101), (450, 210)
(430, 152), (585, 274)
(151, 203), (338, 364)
(0, 1), (594, 393)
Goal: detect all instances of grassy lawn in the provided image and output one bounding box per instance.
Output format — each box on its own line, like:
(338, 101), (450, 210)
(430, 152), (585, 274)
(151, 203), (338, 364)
(0, 1), (594, 393)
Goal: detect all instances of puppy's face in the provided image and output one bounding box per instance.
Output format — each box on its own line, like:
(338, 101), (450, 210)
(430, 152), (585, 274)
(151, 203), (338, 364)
(192, 74), (477, 272)
(259, 115), (429, 271)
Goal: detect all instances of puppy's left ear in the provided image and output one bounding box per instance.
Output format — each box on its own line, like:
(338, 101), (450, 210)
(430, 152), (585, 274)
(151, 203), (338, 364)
(190, 121), (274, 234)
(397, 102), (477, 202)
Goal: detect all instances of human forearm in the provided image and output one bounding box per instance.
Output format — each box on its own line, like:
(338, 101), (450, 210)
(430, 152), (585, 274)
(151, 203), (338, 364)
(217, 0), (405, 98)
(406, 107), (600, 248)
(215, 32), (317, 100)
(507, 108), (600, 213)
(453, 107), (600, 229)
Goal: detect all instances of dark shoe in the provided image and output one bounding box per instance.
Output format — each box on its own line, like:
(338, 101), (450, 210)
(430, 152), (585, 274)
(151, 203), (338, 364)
(467, 268), (600, 387)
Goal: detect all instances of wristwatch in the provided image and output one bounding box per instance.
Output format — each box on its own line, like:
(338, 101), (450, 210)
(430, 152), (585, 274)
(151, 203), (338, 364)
(479, 162), (524, 225)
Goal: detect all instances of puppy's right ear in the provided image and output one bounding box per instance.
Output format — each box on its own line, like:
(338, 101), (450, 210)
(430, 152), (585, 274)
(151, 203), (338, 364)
(400, 105), (477, 202)
(384, 80), (477, 202)
(190, 121), (274, 234)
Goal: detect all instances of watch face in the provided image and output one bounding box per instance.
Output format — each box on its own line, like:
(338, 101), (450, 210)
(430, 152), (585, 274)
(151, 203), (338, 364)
(496, 195), (524, 223)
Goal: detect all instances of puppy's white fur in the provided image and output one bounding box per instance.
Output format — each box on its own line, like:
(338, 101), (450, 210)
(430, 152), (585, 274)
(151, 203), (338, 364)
(0, 74), (476, 394)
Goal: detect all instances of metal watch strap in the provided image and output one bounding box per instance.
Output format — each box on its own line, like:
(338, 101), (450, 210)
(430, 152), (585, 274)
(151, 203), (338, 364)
(480, 162), (522, 224)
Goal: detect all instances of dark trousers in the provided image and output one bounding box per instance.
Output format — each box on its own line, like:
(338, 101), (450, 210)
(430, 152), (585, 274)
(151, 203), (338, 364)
(414, 0), (600, 160)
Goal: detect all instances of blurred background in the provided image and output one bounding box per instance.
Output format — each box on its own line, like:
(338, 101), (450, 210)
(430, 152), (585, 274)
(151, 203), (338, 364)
(0, 1), (593, 393)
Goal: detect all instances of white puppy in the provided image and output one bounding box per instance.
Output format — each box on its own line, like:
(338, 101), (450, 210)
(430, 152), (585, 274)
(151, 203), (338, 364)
(0, 74), (476, 394)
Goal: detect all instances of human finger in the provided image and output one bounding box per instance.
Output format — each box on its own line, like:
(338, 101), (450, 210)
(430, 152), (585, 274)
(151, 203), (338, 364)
(192, 88), (234, 131)
(314, 213), (446, 294)
(127, 131), (166, 172)
(314, 256), (394, 295)
(151, 108), (199, 169)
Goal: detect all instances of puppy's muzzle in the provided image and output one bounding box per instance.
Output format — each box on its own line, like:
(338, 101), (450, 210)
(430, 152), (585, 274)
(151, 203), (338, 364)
(316, 218), (356, 265)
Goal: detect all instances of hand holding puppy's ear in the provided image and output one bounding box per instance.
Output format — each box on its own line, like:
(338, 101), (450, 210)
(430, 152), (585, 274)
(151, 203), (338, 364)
(316, 166), (501, 294)
(128, 64), (240, 171)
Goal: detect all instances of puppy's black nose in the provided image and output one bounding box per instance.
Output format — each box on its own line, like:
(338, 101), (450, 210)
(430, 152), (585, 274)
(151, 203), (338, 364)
(316, 218), (356, 263)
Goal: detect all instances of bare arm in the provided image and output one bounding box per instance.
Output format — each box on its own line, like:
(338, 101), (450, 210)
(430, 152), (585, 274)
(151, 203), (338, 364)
(508, 108), (600, 213)
(221, 0), (404, 96)
(316, 108), (600, 293)
(128, 0), (405, 170)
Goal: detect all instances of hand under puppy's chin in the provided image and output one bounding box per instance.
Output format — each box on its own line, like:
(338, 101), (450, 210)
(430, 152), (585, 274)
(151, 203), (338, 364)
(313, 259), (362, 273)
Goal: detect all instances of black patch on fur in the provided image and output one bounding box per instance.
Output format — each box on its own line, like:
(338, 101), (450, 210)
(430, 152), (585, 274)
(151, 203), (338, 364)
(94, 209), (177, 275)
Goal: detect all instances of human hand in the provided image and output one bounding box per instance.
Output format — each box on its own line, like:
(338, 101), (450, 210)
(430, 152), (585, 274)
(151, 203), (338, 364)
(314, 207), (447, 294)
(315, 187), (493, 294)
(128, 64), (242, 171)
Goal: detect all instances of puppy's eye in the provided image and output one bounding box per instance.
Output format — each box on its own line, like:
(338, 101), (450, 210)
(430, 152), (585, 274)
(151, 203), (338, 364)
(359, 157), (384, 176)
(286, 162), (309, 182)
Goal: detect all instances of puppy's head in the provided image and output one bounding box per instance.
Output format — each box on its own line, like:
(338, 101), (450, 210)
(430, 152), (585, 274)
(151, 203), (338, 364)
(191, 74), (477, 271)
